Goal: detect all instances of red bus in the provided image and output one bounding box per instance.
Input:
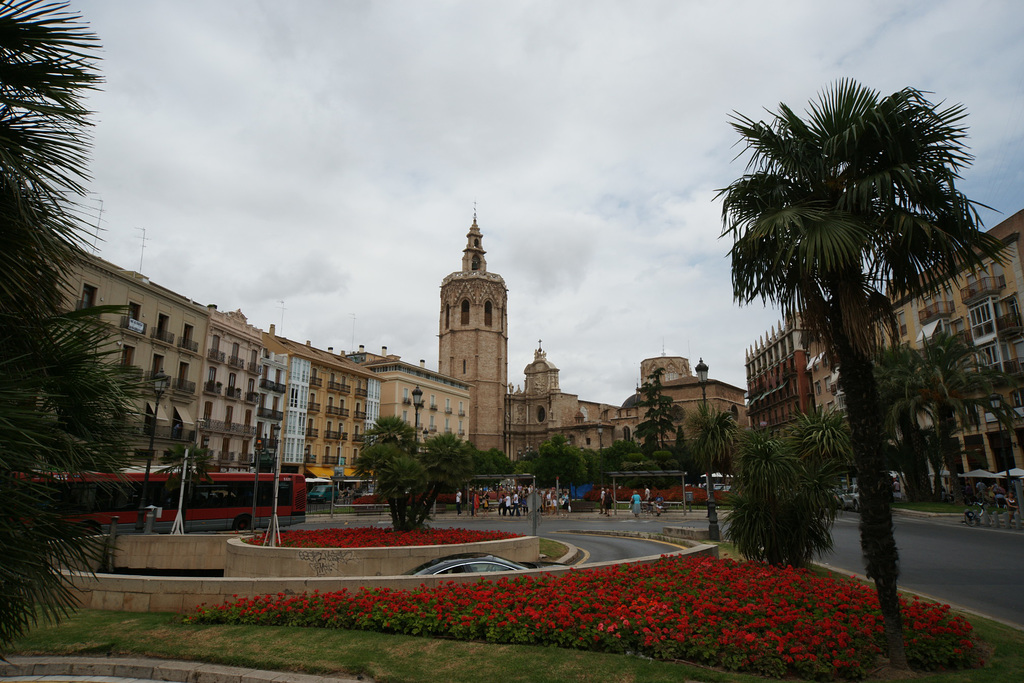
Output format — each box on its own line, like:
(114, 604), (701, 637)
(41, 471), (307, 533)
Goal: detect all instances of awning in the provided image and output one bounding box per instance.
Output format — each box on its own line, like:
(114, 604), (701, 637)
(174, 405), (194, 425)
(305, 466), (335, 478)
(147, 402), (170, 423)
(805, 353), (823, 371)
(916, 319), (940, 343)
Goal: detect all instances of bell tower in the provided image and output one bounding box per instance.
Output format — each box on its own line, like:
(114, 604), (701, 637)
(438, 215), (508, 451)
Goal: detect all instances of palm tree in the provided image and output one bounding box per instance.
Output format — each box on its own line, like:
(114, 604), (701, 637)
(720, 79), (1005, 667)
(159, 443), (214, 507)
(878, 333), (1012, 503)
(686, 402), (738, 540)
(1, 2), (138, 652)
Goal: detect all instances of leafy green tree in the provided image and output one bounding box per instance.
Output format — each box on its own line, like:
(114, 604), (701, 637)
(531, 434), (587, 488)
(0, 2), (139, 653)
(727, 410), (850, 567)
(635, 368), (677, 452)
(720, 79), (1005, 666)
(159, 443), (214, 493)
(355, 417), (473, 530)
(470, 446), (513, 477)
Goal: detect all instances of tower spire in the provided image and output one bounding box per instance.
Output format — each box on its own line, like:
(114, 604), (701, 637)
(462, 214), (487, 273)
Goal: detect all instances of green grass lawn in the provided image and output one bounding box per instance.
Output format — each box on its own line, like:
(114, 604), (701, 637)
(9, 606), (1022, 683)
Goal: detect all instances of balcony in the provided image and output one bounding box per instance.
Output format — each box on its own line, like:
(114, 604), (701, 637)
(328, 380), (349, 392)
(245, 391), (260, 404)
(151, 328), (175, 345)
(445, 407), (453, 414)
(203, 380), (222, 395)
(173, 378), (196, 394)
(458, 410), (466, 416)
(305, 427), (319, 438)
(247, 361), (260, 373)
(918, 300), (956, 325)
(353, 434), (365, 443)
(997, 313), (1024, 338)
(960, 276), (1006, 305)
(324, 456), (340, 466)
(355, 387), (368, 397)
(999, 359), (1024, 376)
(325, 405), (348, 417)
(307, 402), (321, 414)
(402, 397), (412, 405)
(228, 355), (245, 369)
(207, 348), (225, 363)
(197, 418), (226, 432)
(354, 410), (367, 420)
(259, 378), (286, 393)
(177, 337), (199, 353)
(305, 453), (318, 464)
(310, 376), (323, 387)
(257, 407), (284, 421)
(120, 316), (146, 335)
(429, 403), (438, 411)
(324, 429), (342, 441)
(229, 422), (256, 436)
(223, 386), (242, 400)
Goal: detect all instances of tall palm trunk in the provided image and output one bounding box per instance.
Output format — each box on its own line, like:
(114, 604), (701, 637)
(834, 330), (907, 668)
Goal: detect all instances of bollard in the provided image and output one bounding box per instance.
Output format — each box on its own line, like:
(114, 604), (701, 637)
(144, 506), (157, 534)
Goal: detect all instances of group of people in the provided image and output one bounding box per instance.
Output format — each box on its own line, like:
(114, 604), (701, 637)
(453, 485), (575, 517)
(966, 479), (1019, 522)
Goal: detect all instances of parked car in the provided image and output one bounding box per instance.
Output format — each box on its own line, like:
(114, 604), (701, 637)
(406, 554), (554, 575)
(306, 484), (336, 504)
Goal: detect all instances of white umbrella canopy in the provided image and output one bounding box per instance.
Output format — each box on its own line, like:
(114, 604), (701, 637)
(958, 469), (998, 478)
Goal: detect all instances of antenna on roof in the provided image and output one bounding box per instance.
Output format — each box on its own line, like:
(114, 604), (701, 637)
(277, 300), (286, 332)
(134, 227), (148, 272)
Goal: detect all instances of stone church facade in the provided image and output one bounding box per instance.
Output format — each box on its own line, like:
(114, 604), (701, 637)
(438, 217), (746, 458)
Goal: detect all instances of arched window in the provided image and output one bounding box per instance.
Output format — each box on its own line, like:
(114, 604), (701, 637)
(445, 304), (450, 329)
(484, 301), (493, 326)
(471, 256), (480, 270)
(461, 300), (470, 325)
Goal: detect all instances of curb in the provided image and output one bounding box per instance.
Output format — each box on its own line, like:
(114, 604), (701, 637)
(0, 656), (370, 683)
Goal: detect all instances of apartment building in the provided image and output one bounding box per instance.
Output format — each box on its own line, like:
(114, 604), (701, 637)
(347, 345), (472, 441)
(745, 316), (816, 430)
(262, 327), (380, 478)
(196, 307), (265, 472)
(63, 253), (210, 464)
(891, 208), (1024, 473)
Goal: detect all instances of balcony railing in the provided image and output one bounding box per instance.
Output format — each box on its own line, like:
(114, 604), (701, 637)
(309, 376), (323, 387)
(203, 380), (221, 395)
(228, 355), (245, 369)
(307, 402), (321, 414)
(355, 387), (368, 397)
(918, 300), (956, 324)
(458, 410), (466, 416)
(353, 434), (365, 443)
(245, 391), (260, 404)
(151, 328), (174, 345)
(445, 407), (453, 414)
(429, 403), (438, 411)
(960, 275), (1006, 304)
(354, 410), (366, 420)
(328, 380), (349, 392)
(173, 378), (196, 394)
(305, 453), (318, 464)
(259, 378), (286, 393)
(257, 407), (284, 420)
(177, 337), (199, 353)
(324, 456), (340, 466)
(223, 386), (242, 400)
(207, 348), (225, 362)
(996, 313), (1024, 338)
(324, 429), (342, 441)
(248, 361), (260, 372)
(325, 405), (346, 416)
(402, 397), (412, 405)
(305, 428), (319, 438)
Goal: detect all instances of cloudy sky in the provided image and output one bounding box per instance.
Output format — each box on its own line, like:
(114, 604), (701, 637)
(68, 0), (1024, 405)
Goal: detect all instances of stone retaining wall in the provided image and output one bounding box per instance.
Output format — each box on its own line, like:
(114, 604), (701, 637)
(224, 536), (539, 577)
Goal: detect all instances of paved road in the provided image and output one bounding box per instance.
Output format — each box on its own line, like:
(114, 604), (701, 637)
(820, 511), (1024, 628)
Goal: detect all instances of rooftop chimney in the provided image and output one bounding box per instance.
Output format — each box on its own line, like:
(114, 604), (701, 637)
(382, 346), (388, 355)
(328, 347), (333, 353)
(420, 359), (426, 368)
(359, 345), (365, 353)
(269, 324), (276, 336)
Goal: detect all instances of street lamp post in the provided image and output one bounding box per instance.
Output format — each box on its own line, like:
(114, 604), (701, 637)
(695, 357), (720, 541)
(412, 386), (424, 444)
(136, 370), (169, 531)
(990, 394), (1017, 519)
(597, 425), (604, 490)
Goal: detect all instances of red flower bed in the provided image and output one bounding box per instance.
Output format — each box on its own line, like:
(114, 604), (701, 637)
(185, 556), (976, 679)
(246, 527), (521, 548)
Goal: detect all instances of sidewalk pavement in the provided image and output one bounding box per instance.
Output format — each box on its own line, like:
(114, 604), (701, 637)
(0, 656), (370, 683)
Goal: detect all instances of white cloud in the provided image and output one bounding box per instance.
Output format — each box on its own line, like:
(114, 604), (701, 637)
(69, 0), (1024, 405)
